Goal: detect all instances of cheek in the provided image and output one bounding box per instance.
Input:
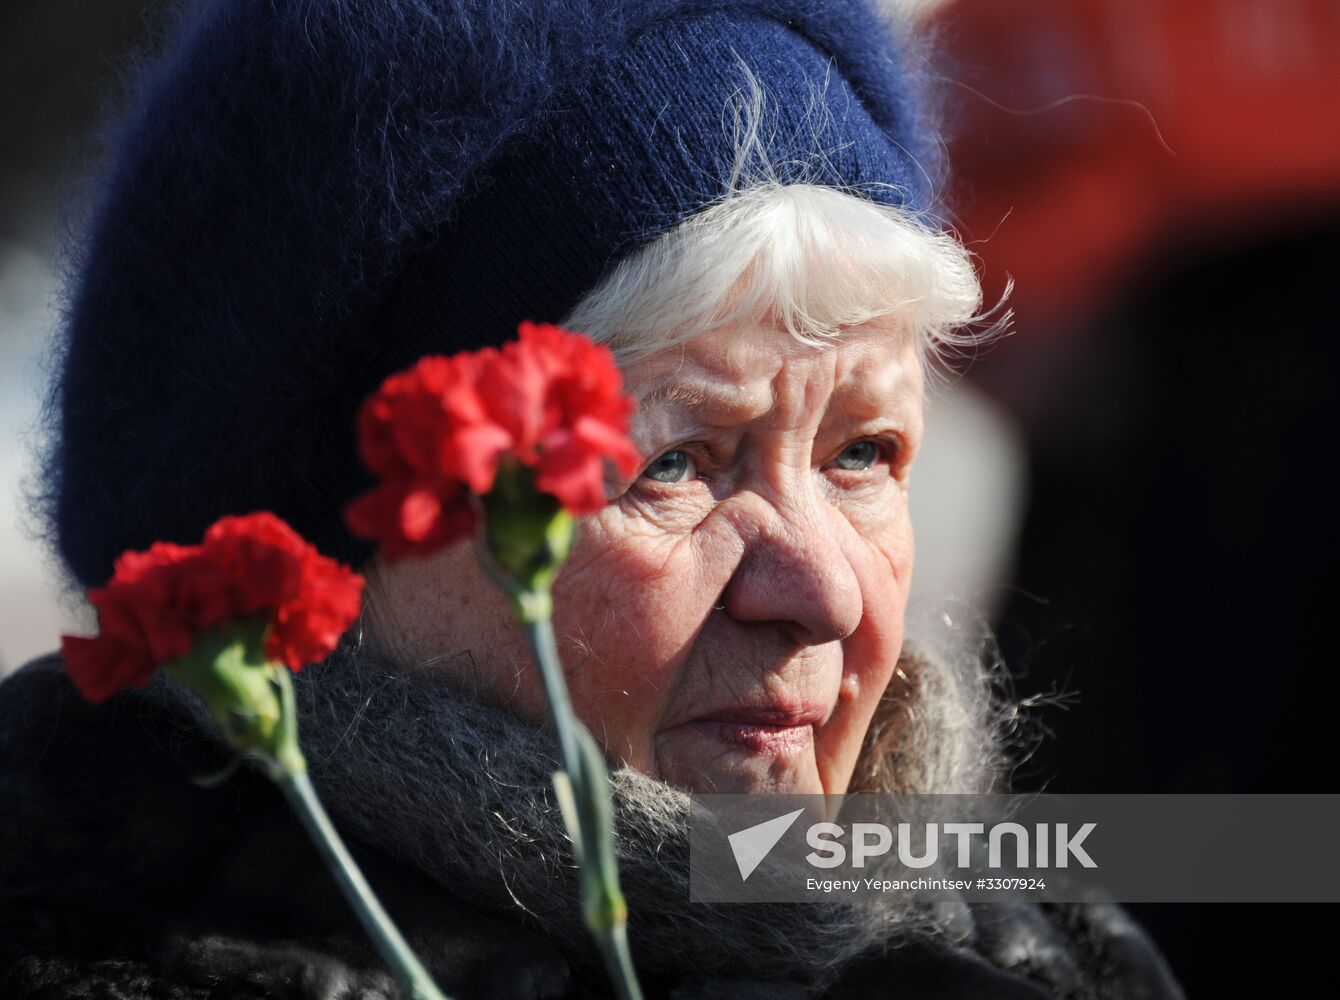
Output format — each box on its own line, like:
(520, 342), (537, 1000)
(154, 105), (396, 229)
(365, 547), (540, 720)
(877, 499), (915, 588)
(849, 494), (915, 681)
(544, 506), (750, 761)
(843, 482), (914, 580)
(812, 495), (914, 787)
(548, 513), (732, 763)
(371, 545), (506, 657)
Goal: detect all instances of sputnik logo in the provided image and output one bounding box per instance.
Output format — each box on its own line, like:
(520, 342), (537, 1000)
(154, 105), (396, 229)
(727, 808), (806, 881)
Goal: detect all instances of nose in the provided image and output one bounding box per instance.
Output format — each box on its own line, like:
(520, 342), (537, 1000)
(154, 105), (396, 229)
(718, 491), (864, 647)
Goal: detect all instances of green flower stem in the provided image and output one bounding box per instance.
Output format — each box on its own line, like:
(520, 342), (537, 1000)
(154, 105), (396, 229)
(474, 461), (643, 999)
(521, 599), (582, 789)
(170, 623), (450, 1000)
(277, 764), (449, 1000)
(595, 924), (642, 1000)
(522, 614), (644, 1000)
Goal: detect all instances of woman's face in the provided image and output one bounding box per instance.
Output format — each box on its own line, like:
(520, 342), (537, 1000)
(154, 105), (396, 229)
(366, 317), (924, 795)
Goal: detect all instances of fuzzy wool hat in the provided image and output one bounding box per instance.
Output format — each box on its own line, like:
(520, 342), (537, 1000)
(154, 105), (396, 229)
(42, 0), (946, 589)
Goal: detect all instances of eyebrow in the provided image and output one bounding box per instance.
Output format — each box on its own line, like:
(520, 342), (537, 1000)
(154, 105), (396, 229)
(639, 383), (712, 408)
(638, 381), (775, 422)
(638, 376), (916, 423)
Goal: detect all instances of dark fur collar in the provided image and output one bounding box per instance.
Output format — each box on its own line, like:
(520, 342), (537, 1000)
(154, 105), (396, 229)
(0, 650), (1183, 999)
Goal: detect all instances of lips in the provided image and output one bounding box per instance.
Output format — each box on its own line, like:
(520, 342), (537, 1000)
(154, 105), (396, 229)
(690, 720), (815, 755)
(687, 702), (829, 757)
(694, 703), (829, 728)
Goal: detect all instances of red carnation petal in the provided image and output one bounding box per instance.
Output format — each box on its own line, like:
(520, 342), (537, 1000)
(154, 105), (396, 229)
(400, 489), (443, 542)
(570, 413), (642, 478)
(535, 432), (608, 514)
(349, 322), (641, 558)
(344, 484), (402, 543)
(66, 512), (365, 700)
(267, 556), (365, 670)
(447, 422), (513, 496)
(61, 633), (156, 704)
(346, 479), (477, 560)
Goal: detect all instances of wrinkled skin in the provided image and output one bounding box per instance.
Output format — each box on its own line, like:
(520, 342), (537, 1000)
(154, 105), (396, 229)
(365, 317), (924, 796)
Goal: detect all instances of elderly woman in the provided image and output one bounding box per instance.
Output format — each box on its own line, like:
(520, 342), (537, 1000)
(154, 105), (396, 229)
(0, 1), (1182, 997)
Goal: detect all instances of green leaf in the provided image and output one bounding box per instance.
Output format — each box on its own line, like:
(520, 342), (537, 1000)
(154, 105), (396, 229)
(569, 723), (629, 933)
(552, 769), (585, 864)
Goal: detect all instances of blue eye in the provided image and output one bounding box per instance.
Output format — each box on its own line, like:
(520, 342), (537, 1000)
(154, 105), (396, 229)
(641, 449), (694, 484)
(834, 440), (881, 471)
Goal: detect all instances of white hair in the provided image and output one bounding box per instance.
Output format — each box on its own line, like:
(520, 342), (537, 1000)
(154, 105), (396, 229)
(562, 61), (1010, 375)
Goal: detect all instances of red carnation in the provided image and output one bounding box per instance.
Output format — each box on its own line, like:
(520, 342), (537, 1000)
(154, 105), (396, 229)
(61, 512), (365, 703)
(345, 321), (641, 559)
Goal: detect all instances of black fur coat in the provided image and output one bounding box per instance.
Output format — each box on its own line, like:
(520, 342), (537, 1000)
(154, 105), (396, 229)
(0, 653), (1184, 999)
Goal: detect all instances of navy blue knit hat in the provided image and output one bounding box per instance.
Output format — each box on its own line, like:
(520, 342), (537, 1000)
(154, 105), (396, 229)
(43, 0), (945, 589)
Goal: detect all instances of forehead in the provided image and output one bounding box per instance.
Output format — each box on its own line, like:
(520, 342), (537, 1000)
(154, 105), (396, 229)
(623, 319), (924, 420)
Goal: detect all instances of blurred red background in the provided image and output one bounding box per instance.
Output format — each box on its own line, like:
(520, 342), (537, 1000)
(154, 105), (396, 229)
(937, 0), (1340, 341)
